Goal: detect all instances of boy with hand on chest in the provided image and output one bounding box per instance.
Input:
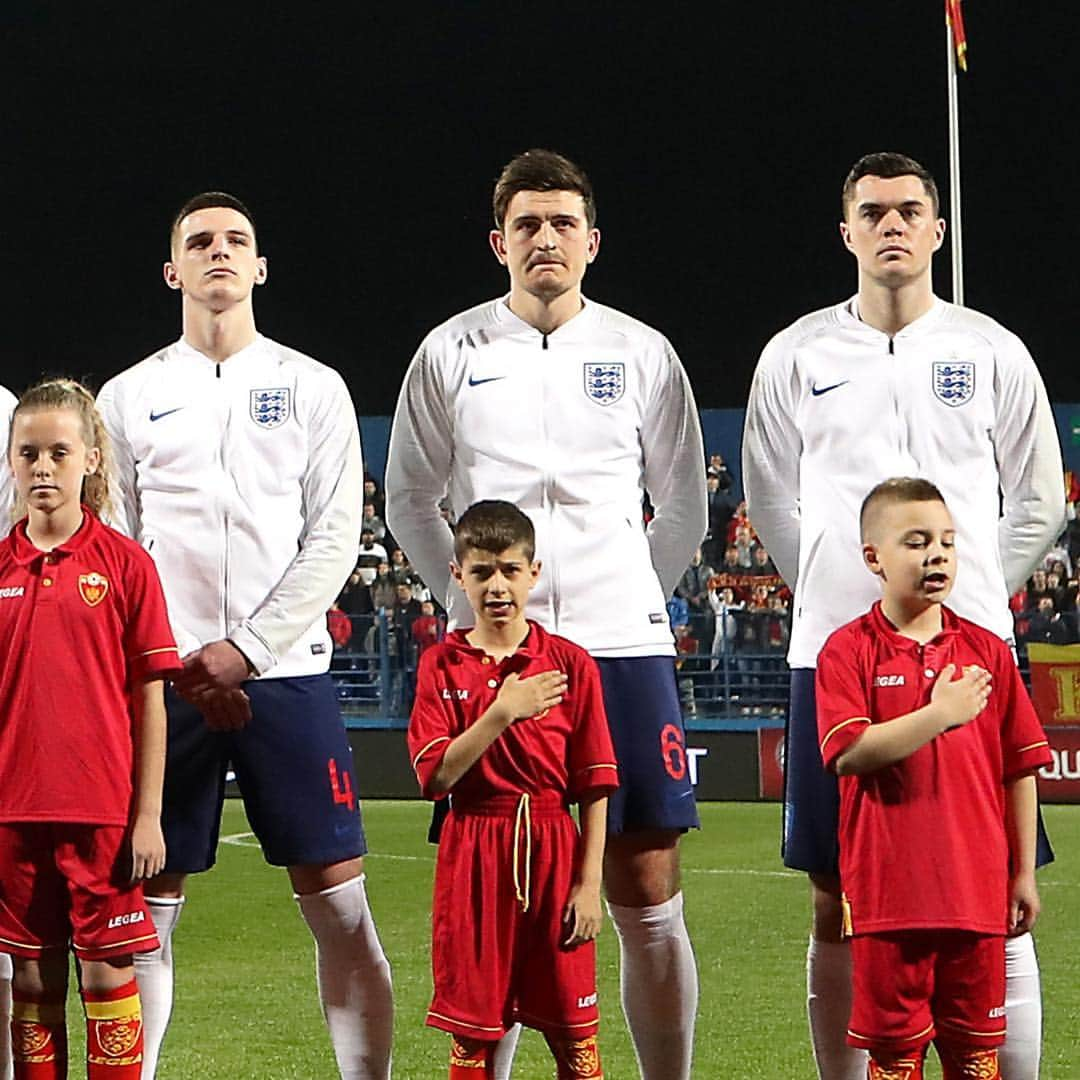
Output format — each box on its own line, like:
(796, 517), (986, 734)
(816, 477), (1052, 1079)
(408, 500), (618, 1079)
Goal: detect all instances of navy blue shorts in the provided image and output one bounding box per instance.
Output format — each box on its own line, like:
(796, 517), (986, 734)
(595, 656), (700, 834)
(162, 674), (366, 873)
(783, 668), (1055, 874)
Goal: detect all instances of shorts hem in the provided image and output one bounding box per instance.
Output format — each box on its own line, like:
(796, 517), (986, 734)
(515, 1008), (599, 1038)
(426, 1009), (509, 1041)
(72, 932), (160, 961)
(847, 1021), (935, 1052)
(0, 936), (69, 958)
(262, 843), (367, 869)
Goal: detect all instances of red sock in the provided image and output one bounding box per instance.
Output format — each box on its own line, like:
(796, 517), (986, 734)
(11, 989), (66, 1079)
(937, 1043), (1000, 1079)
(448, 1035), (493, 1078)
(82, 979), (143, 1078)
(546, 1034), (604, 1079)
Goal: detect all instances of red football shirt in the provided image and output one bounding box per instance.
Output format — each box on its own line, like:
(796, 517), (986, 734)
(408, 621), (619, 806)
(0, 511), (181, 825)
(816, 603), (1052, 936)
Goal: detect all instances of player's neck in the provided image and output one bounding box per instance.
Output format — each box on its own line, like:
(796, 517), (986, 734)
(25, 503), (84, 553)
(466, 616), (530, 661)
(856, 275), (936, 338)
(181, 301), (258, 363)
(881, 594), (944, 645)
(506, 286), (585, 336)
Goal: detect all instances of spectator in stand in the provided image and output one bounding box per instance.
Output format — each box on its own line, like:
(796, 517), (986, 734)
(357, 528), (388, 583)
(1024, 596), (1071, 645)
(673, 623), (700, 717)
(706, 453), (734, 491)
(338, 568), (374, 617)
(328, 603), (353, 651)
(708, 586), (744, 705)
(676, 548), (715, 629)
(726, 499), (752, 545)
(370, 561), (397, 611)
(410, 600), (445, 659)
(748, 544), (778, 578)
(705, 475), (737, 566)
(388, 547), (413, 586)
(667, 594), (690, 633)
(363, 476), (385, 519)
(733, 524), (756, 569)
(391, 581), (422, 638)
(1026, 568), (1053, 611)
(712, 545), (747, 600)
(760, 593), (790, 712)
(1044, 570), (1068, 612)
(1041, 543), (1071, 578)
(362, 502), (387, 544)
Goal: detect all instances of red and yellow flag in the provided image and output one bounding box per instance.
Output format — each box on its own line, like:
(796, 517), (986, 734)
(946, 0), (968, 72)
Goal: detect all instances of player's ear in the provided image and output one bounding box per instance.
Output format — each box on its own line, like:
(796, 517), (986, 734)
(449, 560), (464, 587)
(932, 216), (946, 253)
(862, 541), (883, 578)
(585, 228), (601, 263)
(84, 446), (101, 476)
(163, 260), (182, 291)
(529, 559), (542, 585)
(489, 229), (508, 266)
(254, 255), (268, 285)
(839, 221), (855, 255)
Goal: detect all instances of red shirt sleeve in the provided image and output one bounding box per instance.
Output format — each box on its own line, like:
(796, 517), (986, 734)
(565, 649), (619, 801)
(994, 644), (1053, 779)
(121, 545), (182, 683)
(407, 648), (453, 800)
(816, 630), (872, 772)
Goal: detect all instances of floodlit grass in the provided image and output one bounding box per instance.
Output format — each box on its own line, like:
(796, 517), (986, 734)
(59, 801), (1079, 1077)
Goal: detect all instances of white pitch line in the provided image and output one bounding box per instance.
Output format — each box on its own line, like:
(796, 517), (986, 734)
(687, 867), (800, 879)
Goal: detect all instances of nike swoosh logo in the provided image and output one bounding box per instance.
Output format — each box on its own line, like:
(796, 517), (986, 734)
(149, 407), (184, 422)
(468, 375), (506, 387)
(810, 381), (849, 397)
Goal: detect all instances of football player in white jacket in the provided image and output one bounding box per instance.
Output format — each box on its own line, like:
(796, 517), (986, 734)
(387, 149), (706, 1080)
(743, 152), (1064, 1080)
(96, 194), (392, 1080)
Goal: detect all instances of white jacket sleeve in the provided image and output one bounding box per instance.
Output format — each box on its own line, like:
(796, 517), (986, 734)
(642, 342), (708, 598)
(228, 370), (364, 674)
(741, 335), (802, 589)
(384, 343), (456, 607)
(97, 378), (204, 658)
(0, 387), (18, 528)
(993, 337), (1066, 594)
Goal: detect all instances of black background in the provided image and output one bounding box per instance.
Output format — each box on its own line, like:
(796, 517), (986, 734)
(4, 3), (1077, 412)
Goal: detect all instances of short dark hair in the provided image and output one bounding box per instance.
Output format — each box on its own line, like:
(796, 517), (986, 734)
(170, 191), (256, 250)
(859, 477), (947, 540)
(453, 500), (535, 562)
(841, 153), (940, 219)
(493, 149), (596, 231)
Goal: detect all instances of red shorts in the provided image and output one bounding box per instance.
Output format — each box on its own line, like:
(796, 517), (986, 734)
(0, 823), (158, 961)
(427, 794), (599, 1041)
(849, 931), (1006, 1054)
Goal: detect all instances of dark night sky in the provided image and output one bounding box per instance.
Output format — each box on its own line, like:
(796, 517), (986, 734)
(3, 3), (1078, 414)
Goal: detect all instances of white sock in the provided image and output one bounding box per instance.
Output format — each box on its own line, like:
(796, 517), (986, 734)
(607, 892), (698, 1080)
(806, 936), (867, 1080)
(296, 874), (393, 1080)
(134, 896), (186, 1080)
(0, 952), (11, 1080)
(490, 1023), (521, 1080)
(999, 933), (1042, 1080)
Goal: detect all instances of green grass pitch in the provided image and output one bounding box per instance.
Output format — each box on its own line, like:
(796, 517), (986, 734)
(62, 801), (1079, 1077)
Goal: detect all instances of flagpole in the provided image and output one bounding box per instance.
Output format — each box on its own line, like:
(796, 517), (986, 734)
(946, 14), (964, 305)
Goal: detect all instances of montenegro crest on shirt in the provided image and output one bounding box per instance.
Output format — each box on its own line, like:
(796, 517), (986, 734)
(250, 388), (291, 429)
(932, 361), (975, 407)
(584, 363), (624, 406)
(78, 572), (109, 607)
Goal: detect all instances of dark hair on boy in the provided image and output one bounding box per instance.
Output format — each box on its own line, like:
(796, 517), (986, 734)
(170, 191), (256, 250)
(493, 149), (596, 231)
(841, 152), (940, 219)
(859, 477), (947, 539)
(453, 500), (536, 562)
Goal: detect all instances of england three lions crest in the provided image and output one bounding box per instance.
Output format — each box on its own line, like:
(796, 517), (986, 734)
(584, 363), (624, 406)
(250, 388), (291, 429)
(932, 362), (975, 407)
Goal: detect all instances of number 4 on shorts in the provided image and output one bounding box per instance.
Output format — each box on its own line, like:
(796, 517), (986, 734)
(328, 759), (356, 811)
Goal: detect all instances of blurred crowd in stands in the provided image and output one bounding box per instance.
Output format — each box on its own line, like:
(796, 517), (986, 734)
(328, 458), (1080, 719)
